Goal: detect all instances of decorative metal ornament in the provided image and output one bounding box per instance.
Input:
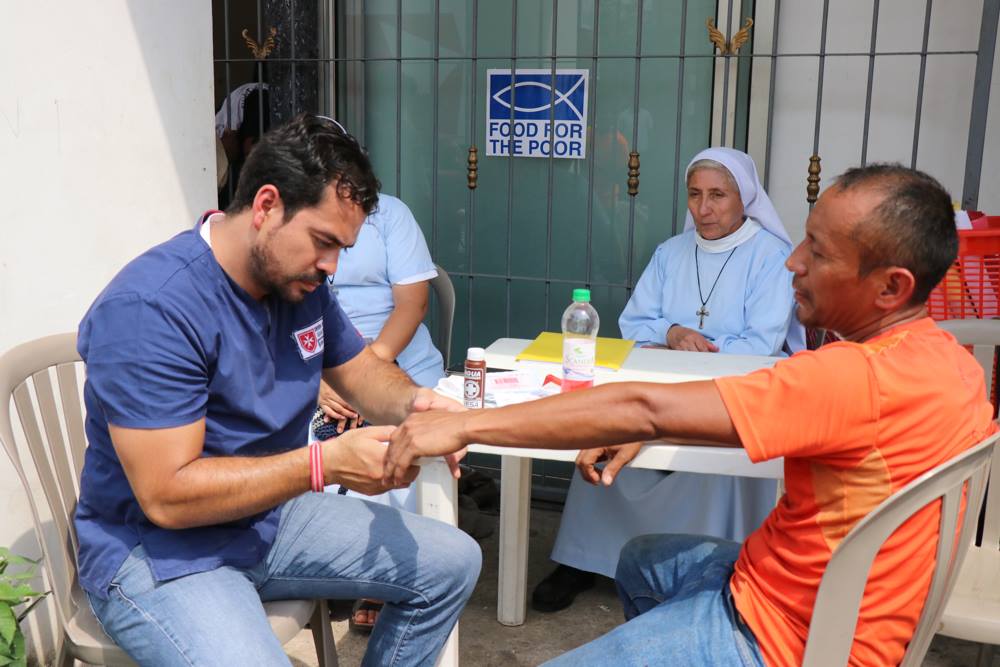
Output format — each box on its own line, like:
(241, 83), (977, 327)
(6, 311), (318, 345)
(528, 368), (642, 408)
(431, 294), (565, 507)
(807, 154), (822, 204)
(705, 17), (754, 55)
(467, 146), (479, 190)
(243, 27), (278, 60)
(729, 18), (754, 54)
(706, 18), (728, 53)
(627, 151), (640, 197)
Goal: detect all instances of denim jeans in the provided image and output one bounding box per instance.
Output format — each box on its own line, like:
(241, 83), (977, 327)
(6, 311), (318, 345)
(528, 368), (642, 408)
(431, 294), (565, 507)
(543, 534), (765, 667)
(87, 492), (482, 666)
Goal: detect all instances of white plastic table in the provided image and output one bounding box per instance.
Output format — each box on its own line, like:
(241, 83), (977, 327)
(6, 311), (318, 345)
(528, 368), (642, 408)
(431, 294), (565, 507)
(416, 338), (784, 663)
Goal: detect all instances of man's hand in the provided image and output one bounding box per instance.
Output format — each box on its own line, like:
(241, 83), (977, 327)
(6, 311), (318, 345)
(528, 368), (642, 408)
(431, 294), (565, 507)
(410, 387), (464, 414)
(318, 379), (362, 433)
(667, 325), (719, 353)
(323, 425), (419, 495)
(384, 411), (470, 486)
(409, 387), (466, 477)
(576, 442), (643, 486)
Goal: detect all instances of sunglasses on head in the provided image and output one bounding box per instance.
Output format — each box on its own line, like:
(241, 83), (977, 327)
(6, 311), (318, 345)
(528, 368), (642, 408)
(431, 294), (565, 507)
(313, 114), (349, 135)
(313, 114), (369, 154)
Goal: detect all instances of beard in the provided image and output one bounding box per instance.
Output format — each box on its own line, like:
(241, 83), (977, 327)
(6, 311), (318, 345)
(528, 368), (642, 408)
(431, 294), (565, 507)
(249, 238), (326, 303)
(795, 306), (818, 329)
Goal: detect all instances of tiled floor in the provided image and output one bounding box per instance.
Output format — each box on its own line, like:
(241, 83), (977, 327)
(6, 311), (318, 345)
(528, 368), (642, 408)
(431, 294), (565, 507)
(284, 505), (998, 666)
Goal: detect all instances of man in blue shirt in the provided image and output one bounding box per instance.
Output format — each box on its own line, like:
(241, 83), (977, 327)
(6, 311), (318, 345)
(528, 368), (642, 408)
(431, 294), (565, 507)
(75, 114), (480, 666)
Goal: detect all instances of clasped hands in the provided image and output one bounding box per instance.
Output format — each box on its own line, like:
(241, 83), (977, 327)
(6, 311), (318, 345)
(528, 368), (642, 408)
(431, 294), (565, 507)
(380, 408), (646, 488)
(321, 387), (466, 495)
(382, 408), (471, 487)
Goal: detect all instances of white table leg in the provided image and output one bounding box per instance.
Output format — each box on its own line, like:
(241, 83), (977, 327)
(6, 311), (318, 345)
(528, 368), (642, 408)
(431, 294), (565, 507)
(417, 459), (459, 525)
(416, 461), (460, 667)
(435, 628), (459, 667)
(497, 455), (532, 626)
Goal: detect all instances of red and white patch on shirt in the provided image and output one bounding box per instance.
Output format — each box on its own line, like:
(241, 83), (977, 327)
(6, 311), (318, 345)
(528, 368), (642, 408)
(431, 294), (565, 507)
(293, 319), (325, 361)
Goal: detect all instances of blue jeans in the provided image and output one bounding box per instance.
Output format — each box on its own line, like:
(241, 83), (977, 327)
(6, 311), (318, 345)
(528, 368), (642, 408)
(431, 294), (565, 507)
(544, 534), (765, 667)
(87, 492), (482, 666)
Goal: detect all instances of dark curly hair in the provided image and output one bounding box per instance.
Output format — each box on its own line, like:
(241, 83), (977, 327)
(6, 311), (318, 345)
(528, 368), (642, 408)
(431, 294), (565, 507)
(226, 113), (380, 219)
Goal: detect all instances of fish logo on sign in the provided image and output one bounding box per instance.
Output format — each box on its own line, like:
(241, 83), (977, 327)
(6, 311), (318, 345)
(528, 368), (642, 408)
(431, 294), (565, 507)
(489, 72), (587, 121)
(486, 68), (589, 159)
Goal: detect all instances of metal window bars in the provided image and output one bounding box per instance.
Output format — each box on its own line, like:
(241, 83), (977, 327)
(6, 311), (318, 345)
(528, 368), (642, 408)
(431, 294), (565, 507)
(212, 0), (999, 490)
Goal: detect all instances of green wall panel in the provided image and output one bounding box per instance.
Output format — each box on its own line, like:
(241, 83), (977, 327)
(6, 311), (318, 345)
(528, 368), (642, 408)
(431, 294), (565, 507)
(357, 1), (723, 358)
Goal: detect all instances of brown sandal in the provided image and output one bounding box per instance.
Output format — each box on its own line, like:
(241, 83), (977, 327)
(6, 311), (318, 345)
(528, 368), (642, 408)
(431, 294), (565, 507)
(349, 598), (383, 634)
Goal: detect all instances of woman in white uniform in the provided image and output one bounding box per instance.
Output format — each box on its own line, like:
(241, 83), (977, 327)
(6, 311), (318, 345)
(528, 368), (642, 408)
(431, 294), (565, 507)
(313, 193), (446, 634)
(533, 147), (803, 612)
(314, 193), (445, 514)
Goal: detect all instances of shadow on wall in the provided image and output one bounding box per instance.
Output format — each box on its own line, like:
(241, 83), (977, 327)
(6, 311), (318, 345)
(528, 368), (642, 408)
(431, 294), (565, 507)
(124, 2), (217, 219)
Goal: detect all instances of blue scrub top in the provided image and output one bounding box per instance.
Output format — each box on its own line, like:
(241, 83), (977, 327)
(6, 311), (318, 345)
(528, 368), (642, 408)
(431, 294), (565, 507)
(75, 225), (364, 598)
(330, 194), (445, 386)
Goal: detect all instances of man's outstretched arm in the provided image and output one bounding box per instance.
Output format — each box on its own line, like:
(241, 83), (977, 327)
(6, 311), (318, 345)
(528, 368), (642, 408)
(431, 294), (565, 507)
(384, 379), (740, 484)
(324, 345), (462, 425)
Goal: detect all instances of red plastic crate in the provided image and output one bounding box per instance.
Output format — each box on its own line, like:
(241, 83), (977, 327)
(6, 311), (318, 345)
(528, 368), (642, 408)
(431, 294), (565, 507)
(927, 223), (1000, 321)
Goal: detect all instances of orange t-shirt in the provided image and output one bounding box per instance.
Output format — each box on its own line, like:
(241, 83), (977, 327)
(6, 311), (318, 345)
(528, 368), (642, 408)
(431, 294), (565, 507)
(715, 318), (996, 667)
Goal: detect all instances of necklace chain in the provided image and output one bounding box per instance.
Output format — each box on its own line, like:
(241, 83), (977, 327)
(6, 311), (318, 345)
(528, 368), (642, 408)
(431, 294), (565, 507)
(694, 245), (738, 329)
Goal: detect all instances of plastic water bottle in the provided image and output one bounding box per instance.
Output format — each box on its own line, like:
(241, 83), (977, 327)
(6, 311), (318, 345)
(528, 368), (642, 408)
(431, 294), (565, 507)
(561, 288), (600, 392)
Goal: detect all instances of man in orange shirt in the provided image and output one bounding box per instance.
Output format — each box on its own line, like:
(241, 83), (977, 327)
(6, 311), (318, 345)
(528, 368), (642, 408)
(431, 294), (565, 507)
(384, 164), (997, 666)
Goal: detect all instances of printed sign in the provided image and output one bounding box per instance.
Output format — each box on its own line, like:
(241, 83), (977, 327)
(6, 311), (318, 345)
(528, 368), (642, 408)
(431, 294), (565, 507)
(487, 68), (588, 159)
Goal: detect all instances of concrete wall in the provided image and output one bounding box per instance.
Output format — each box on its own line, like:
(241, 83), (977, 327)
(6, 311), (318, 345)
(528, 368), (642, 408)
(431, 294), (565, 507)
(764, 0), (1000, 243)
(0, 1), (215, 662)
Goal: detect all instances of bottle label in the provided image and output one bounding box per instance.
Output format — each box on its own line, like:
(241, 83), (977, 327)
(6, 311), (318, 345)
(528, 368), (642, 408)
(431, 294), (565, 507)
(464, 366), (485, 409)
(562, 338), (596, 384)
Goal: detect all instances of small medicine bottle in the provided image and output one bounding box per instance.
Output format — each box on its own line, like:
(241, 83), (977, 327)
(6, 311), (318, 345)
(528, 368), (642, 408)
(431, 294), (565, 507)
(464, 347), (486, 409)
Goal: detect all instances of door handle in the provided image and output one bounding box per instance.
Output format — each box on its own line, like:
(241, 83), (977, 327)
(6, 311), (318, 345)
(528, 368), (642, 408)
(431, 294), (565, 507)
(627, 151), (640, 197)
(807, 154), (822, 204)
(467, 146), (479, 190)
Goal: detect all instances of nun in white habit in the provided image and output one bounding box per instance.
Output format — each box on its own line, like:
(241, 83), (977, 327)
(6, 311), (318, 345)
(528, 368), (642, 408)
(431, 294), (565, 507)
(533, 147), (804, 612)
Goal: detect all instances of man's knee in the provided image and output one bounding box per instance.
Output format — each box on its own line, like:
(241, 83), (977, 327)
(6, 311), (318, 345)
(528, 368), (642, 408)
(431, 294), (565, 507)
(618, 533), (670, 576)
(618, 534), (733, 579)
(442, 528), (482, 596)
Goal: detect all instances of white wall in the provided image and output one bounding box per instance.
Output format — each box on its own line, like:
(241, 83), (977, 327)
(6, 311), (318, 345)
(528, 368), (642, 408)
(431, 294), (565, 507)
(765, 0), (1000, 243)
(0, 1), (215, 662)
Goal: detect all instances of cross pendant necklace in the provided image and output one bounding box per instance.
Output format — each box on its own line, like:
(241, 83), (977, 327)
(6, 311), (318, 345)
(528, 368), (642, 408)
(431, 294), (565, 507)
(694, 245), (738, 330)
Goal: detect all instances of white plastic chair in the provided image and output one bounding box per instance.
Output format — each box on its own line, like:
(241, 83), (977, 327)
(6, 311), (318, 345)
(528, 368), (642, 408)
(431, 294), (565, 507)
(0, 333), (337, 666)
(935, 319), (1000, 667)
(801, 431), (1000, 667)
(430, 263), (456, 369)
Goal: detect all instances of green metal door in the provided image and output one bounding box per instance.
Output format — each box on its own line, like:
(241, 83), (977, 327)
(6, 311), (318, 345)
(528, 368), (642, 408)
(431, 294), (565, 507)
(337, 0), (719, 365)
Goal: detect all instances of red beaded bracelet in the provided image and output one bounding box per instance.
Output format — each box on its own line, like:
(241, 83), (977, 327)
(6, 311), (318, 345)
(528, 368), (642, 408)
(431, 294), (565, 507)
(310, 441), (324, 493)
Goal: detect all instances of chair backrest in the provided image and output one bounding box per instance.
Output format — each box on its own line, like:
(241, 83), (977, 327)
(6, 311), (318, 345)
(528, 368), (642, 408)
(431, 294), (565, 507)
(0, 333), (86, 632)
(429, 264), (455, 369)
(802, 431), (1000, 667)
(937, 318), (1000, 548)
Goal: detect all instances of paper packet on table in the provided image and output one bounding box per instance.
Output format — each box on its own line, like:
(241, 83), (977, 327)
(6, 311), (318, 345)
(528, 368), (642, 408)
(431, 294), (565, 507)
(435, 371), (561, 407)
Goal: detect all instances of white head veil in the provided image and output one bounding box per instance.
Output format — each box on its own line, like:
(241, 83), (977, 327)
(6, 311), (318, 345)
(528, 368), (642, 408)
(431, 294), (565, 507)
(683, 147), (805, 352)
(682, 147), (791, 249)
